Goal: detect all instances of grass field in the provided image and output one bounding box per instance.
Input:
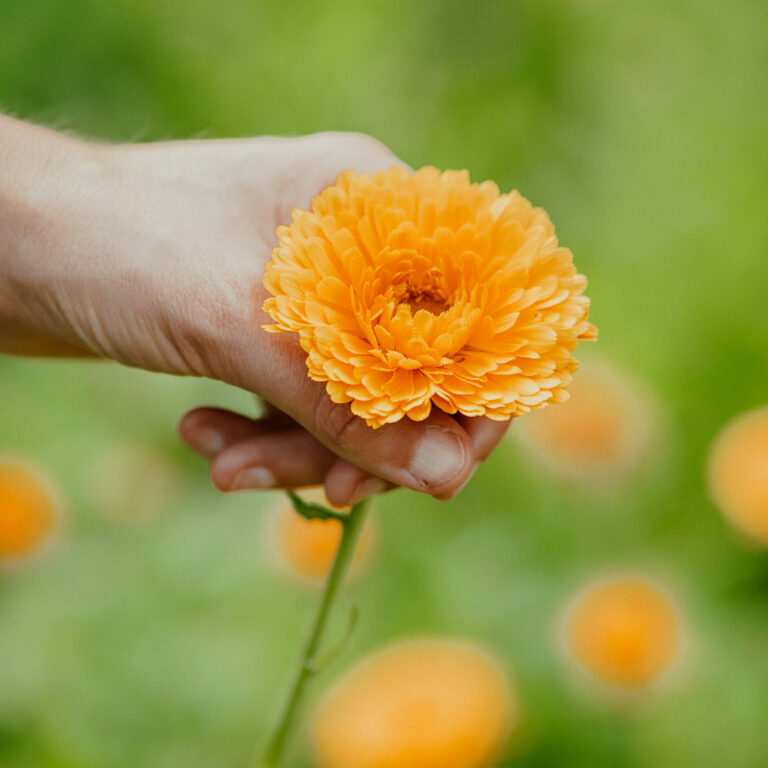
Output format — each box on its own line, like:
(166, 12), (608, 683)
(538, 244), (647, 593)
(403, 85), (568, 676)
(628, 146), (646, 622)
(2, 1), (768, 766)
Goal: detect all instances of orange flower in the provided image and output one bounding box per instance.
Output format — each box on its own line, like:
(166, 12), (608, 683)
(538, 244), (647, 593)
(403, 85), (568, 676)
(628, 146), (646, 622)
(563, 576), (681, 689)
(268, 488), (374, 582)
(517, 359), (656, 479)
(707, 405), (768, 545)
(0, 459), (60, 563)
(263, 166), (596, 428)
(313, 638), (515, 768)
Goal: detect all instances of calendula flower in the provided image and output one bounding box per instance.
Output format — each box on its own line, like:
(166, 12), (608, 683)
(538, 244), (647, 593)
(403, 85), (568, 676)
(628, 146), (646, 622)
(313, 638), (515, 768)
(517, 359), (658, 480)
(263, 166), (595, 429)
(268, 488), (375, 583)
(563, 576), (682, 689)
(0, 458), (60, 565)
(707, 405), (768, 545)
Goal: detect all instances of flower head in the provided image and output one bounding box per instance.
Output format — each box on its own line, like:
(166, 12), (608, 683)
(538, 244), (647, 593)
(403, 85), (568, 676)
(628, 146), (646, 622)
(268, 488), (374, 582)
(517, 359), (657, 479)
(263, 166), (596, 428)
(313, 637), (515, 768)
(707, 405), (768, 545)
(564, 575), (681, 689)
(0, 458), (60, 564)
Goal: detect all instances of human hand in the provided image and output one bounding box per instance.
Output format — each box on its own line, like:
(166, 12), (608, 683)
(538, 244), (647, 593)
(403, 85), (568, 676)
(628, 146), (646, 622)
(0, 119), (510, 505)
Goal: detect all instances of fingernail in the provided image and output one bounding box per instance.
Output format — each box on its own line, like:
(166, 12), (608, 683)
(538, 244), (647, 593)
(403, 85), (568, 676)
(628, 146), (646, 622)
(231, 466), (276, 490)
(347, 477), (389, 506)
(189, 427), (225, 456)
(409, 426), (467, 490)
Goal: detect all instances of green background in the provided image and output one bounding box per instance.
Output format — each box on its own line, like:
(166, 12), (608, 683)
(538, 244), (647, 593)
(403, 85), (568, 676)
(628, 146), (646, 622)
(2, 0), (768, 766)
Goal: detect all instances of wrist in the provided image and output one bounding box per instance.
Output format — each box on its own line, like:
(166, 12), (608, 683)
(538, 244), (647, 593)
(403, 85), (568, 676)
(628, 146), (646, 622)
(0, 116), (104, 355)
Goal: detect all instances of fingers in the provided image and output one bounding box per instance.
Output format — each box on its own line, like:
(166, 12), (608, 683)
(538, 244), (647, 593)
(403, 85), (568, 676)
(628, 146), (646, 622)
(179, 407), (337, 490)
(179, 406), (399, 504)
(178, 400), (483, 504)
(301, 387), (476, 500)
(179, 407), (270, 457)
(311, 409), (507, 503)
(211, 430), (336, 491)
(232, 337), (495, 502)
(179, 405), (512, 505)
(323, 459), (396, 508)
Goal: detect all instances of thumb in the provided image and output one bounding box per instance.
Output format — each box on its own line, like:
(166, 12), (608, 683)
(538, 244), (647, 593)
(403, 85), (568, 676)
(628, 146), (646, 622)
(243, 332), (476, 498)
(305, 377), (475, 498)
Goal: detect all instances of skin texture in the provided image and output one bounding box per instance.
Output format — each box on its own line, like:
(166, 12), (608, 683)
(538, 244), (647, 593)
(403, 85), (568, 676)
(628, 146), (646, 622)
(0, 116), (510, 505)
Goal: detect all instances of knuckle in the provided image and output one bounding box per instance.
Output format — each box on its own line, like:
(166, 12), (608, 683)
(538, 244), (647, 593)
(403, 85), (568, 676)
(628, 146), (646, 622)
(341, 131), (391, 155)
(309, 131), (397, 166)
(314, 394), (360, 450)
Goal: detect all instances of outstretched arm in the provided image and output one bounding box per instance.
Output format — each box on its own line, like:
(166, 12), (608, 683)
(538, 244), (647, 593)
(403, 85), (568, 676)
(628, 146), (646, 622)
(0, 116), (510, 505)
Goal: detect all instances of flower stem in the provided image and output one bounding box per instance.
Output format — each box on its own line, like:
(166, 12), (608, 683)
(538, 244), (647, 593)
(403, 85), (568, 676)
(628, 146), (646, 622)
(258, 498), (369, 768)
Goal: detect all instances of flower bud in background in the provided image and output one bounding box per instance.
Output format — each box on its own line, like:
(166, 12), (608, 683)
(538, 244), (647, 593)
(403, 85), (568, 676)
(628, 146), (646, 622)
(707, 405), (768, 546)
(516, 359), (657, 480)
(312, 637), (516, 768)
(267, 488), (375, 583)
(562, 575), (682, 690)
(0, 458), (61, 566)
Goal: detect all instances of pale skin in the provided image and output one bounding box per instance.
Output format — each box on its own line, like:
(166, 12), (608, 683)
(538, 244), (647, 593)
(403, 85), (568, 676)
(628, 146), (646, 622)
(0, 115), (510, 506)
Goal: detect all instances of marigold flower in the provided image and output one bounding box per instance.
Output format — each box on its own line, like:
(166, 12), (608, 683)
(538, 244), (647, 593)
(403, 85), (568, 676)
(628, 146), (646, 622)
(707, 405), (768, 545)
(312, 638), (516, 768)
(563, 576), (681, 689)
(268, 488), (374, 582)
(0, 458), (60, 563)
(263, 166), (596, 428)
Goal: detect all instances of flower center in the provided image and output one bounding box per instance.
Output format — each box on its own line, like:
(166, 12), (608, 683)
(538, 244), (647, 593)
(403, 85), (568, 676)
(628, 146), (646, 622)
(402, 289), (450, 315)
(393, 267), (450, 315)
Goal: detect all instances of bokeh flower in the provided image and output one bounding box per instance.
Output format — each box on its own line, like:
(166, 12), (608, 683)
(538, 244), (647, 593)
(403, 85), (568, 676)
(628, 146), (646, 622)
(707, 405), (768, 546)
(516, 358), (657, 479)
(263, 166), (596, 428)
(563, 575), (681, 689)
(313, 637), (515, 768)
(0, 458), (60, 565)
(268, 488), (374, 582)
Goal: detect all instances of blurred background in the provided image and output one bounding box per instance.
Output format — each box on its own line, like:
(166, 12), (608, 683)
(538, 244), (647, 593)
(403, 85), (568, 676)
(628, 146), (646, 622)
(2, 0), (768, 766)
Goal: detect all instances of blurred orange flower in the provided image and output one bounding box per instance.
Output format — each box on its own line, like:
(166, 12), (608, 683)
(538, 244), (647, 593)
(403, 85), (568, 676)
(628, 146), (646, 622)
(0, 459), (60, 563)
(269, 488), (374, 582)
(263, 166), (595, 428)
(564, 575), (681, 689)
(707, 405), (768, 546)
(313, 638), (515, 768)
(517, 359), (657, 479)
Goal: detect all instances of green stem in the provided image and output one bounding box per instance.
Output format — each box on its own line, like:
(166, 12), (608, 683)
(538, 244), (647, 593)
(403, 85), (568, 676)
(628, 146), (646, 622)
(258, 498), (369, 768)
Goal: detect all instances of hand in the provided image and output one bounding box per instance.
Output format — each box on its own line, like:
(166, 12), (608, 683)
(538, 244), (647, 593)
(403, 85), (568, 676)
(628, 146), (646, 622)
(0, 119), (510, 505)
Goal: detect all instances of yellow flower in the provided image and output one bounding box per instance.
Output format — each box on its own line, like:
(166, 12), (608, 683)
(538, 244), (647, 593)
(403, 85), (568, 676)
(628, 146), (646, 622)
(313, 638), (516, 768)
(263, 166), (596, 428)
